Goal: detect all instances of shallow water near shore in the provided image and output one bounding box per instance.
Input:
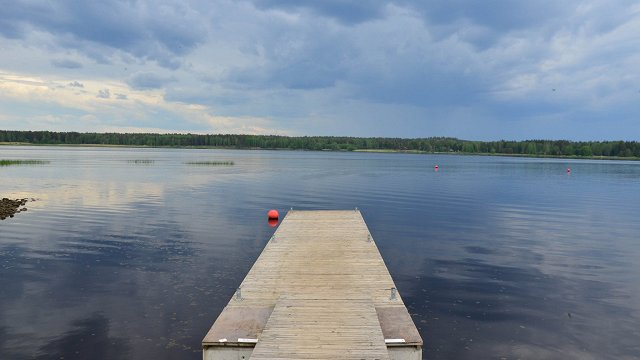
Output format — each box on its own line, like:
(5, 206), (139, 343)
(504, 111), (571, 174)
(1, 146), (639, 360)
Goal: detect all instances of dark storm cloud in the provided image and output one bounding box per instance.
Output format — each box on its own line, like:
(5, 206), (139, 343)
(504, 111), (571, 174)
(1, 0), (638, 139)
(0, 1), (206, 68)
(51, 59), (83, 69)
(222, 4), (489, 107)
(97, 89), (111, 99)
(354, 68), (487, 107)
(406, 1), (572, 31)
(68, 81), (85, 88)
(0, 1), (34, 39)
(224, 31), (351, 90)
(250, 0), (388, 24)
(249, 1), (573, 31)
(128, 72), (175, 90)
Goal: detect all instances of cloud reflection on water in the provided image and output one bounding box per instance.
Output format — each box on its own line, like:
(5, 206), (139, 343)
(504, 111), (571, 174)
(401, 257), (640, 359)
(33, 313), (130, 360)
(1, 148), (640, 359)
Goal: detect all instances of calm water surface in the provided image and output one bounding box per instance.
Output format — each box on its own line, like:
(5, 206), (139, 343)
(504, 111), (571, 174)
(1, 146), (639, 360)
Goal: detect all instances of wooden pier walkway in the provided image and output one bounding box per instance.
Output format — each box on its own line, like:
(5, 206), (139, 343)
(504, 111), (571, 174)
(203, 210), (422, 360)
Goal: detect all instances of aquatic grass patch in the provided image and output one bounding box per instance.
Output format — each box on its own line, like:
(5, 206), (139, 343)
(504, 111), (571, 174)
(185, 161), (234, 166)
(0, 159), (50, 166)
(126, 159), (155, 164)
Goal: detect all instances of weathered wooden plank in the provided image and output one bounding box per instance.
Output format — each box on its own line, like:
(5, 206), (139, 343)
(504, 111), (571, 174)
(250, 299), (389, 360)
(203, 210), (422, 359)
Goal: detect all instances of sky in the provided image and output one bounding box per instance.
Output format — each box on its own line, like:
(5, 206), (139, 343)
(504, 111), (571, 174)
(0, 0), (639, 140)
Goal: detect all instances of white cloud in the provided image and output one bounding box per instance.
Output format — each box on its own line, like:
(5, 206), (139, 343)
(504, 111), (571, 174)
(0, 70), (286, 134)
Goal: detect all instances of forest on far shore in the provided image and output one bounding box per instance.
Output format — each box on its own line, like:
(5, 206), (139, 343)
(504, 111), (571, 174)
(1, 130), (639, 159)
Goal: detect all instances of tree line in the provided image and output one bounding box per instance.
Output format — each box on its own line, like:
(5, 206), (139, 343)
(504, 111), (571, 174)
(1, 130), (639, 158)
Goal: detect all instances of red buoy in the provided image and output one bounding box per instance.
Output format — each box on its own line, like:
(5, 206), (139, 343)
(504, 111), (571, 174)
(268, 209), (279, 219)
(567, 168), (571, 173)
(434, 164), (439, 171)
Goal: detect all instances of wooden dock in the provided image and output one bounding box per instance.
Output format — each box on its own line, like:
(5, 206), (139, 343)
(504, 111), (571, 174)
(203, 210), (422, 360)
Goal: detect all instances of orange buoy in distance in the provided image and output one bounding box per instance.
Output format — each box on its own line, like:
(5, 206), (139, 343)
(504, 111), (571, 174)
(435, 164), (439, 171)
(268, 209), (279, 219)
(567, 167), (571, 174)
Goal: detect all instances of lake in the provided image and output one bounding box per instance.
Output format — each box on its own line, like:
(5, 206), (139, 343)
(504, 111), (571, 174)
(1, 146), (639, 360)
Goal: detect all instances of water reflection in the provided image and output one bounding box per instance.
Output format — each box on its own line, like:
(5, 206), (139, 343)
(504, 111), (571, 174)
(1, 147), (639, 359)
(34, 313), (130, 360)
(403, 257), (640, 359)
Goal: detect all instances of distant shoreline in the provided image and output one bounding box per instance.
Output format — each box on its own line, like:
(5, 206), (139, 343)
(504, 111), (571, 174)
(2, 142), (638, 161)
(2, 130), (639, 160)
(353, 149), (640, 161)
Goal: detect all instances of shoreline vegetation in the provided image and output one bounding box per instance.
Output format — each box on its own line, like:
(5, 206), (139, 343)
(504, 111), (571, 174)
(0, 159), (50, 166)
(1, 130), (639, 161)
(186, 161), (234, 166)
(126, 159), (155, 164)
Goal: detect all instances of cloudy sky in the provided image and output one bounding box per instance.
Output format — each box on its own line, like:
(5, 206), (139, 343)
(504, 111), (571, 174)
(1, 0), (639, 140)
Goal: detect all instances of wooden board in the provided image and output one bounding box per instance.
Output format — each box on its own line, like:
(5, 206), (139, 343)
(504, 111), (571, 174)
(203, 210), (422, 359)
(202, 305), (274, 346)
(250, 298), (389, 360)
(237, 210), (403, 307)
